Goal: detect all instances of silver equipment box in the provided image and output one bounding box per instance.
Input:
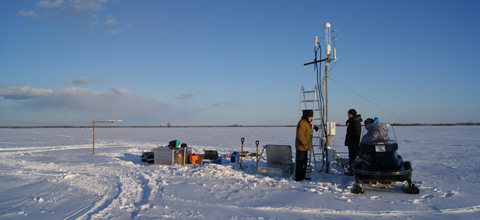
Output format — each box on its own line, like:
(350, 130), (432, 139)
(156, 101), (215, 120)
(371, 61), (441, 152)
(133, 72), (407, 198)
(154, 147), (188, 165)
(257, 145), (294, 178)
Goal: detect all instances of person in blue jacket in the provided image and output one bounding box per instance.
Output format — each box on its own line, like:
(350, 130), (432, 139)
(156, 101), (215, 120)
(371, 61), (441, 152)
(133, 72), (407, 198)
(361, 117), (389, 144)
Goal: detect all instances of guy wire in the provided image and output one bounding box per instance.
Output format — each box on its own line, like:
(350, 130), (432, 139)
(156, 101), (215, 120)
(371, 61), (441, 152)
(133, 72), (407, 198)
(328, 76), (475, 164)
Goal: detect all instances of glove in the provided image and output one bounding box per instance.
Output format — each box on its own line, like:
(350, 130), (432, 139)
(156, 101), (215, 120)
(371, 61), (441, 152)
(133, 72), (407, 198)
(314, 125), (319, 132)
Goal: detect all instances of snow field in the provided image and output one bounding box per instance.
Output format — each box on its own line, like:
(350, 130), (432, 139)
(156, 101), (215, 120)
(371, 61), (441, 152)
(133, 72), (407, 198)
(0, 126), (479, 219)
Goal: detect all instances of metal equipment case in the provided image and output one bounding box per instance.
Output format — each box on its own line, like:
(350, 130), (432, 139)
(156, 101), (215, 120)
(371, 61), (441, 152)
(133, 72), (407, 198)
(257, 145), (294, 177)
(154, 147), (189, 165)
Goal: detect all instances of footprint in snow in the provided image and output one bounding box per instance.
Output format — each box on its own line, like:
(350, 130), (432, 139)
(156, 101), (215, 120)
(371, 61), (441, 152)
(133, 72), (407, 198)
(444, 191), (456, 197)
(422, 194), (435, 199)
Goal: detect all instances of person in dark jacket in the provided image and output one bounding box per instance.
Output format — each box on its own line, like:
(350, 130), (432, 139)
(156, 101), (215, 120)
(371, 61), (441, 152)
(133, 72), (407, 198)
(295, 110), (318, 181)
(344, 109), (362, 175)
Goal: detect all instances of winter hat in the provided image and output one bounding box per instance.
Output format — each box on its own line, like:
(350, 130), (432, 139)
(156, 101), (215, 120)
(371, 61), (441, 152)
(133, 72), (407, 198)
(348, 109), (357, 116)
(364, 118), (374, 130)
(302, 110), (314, 118)
(364, 118), (374, 125)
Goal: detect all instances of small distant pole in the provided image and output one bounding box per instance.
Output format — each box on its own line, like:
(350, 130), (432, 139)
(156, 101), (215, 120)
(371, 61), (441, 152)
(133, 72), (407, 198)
(92, 120), (121, 155)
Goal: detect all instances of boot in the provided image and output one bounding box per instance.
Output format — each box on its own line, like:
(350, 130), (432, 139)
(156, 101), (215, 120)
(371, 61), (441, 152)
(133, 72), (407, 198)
(344, 164), (354, 176)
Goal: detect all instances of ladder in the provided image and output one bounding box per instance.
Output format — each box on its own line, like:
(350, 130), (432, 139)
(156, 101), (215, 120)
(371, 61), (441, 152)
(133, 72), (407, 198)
(299, 86), (324, 173)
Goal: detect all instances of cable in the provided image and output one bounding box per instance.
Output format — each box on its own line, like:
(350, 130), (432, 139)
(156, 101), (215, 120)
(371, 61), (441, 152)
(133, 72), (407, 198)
(328, 76), (477, 165)
(328, 77), (404, 123)
(258, 102), (300, 144)
(313, 44), (330, 171)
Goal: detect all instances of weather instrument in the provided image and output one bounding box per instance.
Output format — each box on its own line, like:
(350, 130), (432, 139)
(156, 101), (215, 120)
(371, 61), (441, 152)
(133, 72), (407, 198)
(303, 22), (338, 173)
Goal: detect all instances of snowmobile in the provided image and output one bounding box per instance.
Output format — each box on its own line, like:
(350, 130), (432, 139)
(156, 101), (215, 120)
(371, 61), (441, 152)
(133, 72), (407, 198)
(351, 122), (420, 194)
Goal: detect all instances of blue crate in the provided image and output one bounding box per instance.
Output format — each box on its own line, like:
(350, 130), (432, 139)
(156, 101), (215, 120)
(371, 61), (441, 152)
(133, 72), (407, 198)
(202, 158), (222, 165)
(230, 152), (239, 163)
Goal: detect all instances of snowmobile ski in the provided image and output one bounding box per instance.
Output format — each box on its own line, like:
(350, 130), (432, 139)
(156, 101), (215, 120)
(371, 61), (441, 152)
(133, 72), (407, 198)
(402, 184), (420, 194)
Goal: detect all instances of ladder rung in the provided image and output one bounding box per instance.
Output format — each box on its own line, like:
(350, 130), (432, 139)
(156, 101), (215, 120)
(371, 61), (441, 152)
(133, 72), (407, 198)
(302, 100), (315, 103)
(303, 90), (315, 93)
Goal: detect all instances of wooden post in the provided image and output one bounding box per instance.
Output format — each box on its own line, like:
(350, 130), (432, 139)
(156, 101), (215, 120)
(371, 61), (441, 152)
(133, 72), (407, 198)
(92, 120), (116, 155)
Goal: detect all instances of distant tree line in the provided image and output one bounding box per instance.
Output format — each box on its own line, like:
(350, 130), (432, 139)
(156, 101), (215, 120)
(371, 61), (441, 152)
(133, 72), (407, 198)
(1, 122), (479, 129)
(390, 122), (480, 126)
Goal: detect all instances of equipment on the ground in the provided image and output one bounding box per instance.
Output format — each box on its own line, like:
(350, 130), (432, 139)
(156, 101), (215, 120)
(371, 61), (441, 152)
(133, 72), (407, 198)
(141, 152), (154, 163)
(203, 150), (218, 160)
(240, 137), (245, 168)
(154, 146), (190, 165)
(257, 145), (294, 178)
(255, 140), (259, 167)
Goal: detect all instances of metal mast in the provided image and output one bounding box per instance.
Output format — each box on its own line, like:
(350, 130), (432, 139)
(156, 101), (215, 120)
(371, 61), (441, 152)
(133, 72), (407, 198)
(303, 22), (338, 172)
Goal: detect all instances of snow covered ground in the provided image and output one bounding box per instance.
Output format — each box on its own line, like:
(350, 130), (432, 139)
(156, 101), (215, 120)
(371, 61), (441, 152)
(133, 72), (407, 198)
(1, 126), (479, 219)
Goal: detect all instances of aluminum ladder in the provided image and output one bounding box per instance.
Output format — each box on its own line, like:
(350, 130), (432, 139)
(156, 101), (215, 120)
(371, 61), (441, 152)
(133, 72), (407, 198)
(299, 86), (324, 174)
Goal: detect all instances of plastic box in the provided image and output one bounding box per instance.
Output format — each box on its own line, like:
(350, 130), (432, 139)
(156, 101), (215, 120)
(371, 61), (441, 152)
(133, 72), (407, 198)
(202, 158), (222, 165)
(204, 150), (218, 160)
(231, 152), (239, 163)
(190, 154), (203, 165)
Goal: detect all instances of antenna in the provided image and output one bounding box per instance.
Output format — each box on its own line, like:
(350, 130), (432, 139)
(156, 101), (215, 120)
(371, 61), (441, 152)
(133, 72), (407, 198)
(303, 22), (339, 173)
(325, 23), (331, 58)
(332, 30), (338, 62)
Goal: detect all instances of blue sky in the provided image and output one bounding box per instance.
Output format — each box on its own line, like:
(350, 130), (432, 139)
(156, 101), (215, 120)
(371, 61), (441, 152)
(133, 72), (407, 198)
(1, 0), (479, 126)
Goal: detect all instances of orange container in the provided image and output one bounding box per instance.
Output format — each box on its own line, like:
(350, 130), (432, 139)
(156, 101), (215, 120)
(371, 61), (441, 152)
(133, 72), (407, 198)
(190, 154), (203, 165)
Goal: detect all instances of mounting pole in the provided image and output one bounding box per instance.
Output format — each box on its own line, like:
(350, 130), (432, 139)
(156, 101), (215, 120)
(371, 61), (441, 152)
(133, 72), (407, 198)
(92, 120), (120, 155)
(303, 22), (338, 173)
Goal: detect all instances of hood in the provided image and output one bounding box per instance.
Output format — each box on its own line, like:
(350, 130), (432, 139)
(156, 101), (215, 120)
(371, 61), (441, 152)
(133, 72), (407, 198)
(346, 114), (363, 125)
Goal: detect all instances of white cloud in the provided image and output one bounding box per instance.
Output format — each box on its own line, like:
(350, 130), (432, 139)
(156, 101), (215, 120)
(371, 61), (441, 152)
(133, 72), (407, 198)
(62, 76), (91, 84)
(103, 18), (116, 25)
(110, 87), (133, 96)
(0, 86), (179, 125)
(70, 0), (103, 12)
(27, 0), (107, 20)
(0, 86), (53, 100)
(18, 0), (131, 34)
(36, 0), (64, 8)
(105, 29), (119, 34)
(175, 92), (197, 99)
(17, 10), (39, 20)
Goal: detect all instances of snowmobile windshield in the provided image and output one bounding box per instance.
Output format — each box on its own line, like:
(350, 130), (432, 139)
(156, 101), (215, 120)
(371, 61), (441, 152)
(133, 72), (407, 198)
(360, 123), (396, 145)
